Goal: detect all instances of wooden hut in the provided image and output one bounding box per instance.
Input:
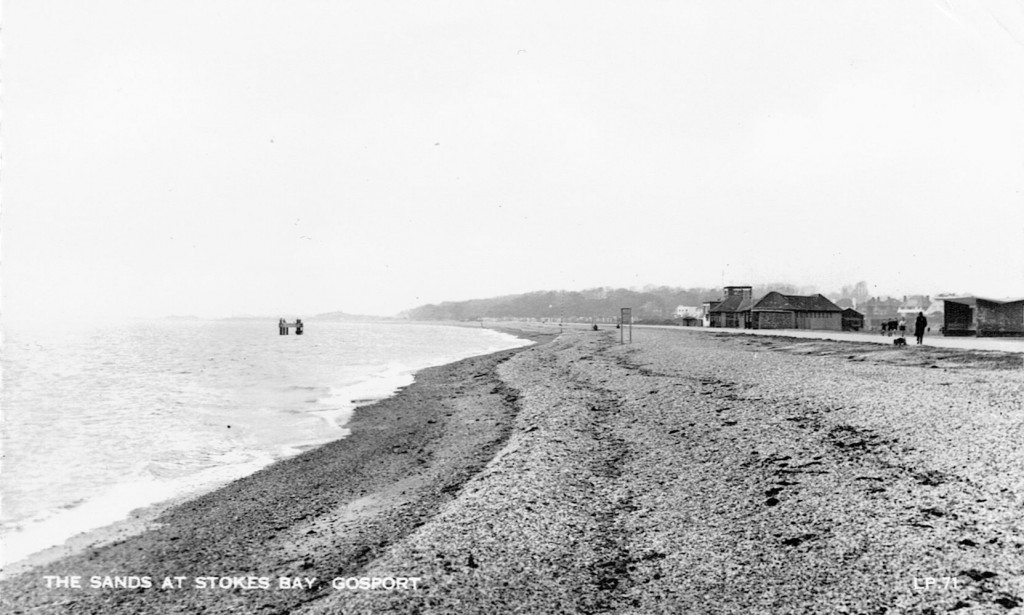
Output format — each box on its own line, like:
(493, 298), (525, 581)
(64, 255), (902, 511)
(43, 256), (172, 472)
(841, 308), (865, 331)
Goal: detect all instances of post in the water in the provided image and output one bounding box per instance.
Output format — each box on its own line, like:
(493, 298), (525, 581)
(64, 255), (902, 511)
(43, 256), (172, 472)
(278, 318), (304, 335)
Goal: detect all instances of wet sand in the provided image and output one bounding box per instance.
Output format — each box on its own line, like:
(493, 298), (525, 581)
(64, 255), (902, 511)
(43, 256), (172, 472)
(2, 326), (1022, 614)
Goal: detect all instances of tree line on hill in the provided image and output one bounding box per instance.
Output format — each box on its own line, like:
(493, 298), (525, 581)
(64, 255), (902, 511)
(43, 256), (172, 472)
(401, 283), (827, 323)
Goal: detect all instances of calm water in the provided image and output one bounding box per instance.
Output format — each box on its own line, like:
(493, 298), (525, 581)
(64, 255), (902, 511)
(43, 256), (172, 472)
(0, 319), (529, 566)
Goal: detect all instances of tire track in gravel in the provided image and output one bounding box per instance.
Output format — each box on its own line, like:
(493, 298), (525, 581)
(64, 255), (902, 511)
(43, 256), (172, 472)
(574, 376), (637, 613)
(524, 332), (645, 613)
(297, 329), (650, 615)
(565, 337), (673, 613)
(494, 331), (649, 614)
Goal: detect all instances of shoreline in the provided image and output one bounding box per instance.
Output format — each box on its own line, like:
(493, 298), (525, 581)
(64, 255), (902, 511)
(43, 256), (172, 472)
(3, 326), (1021, 613)
(0, 326), (556, 613)
(0, 323), (549, 581)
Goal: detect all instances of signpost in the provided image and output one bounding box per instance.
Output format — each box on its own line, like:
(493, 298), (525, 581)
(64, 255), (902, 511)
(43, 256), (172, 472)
(620, 308), (632, 344)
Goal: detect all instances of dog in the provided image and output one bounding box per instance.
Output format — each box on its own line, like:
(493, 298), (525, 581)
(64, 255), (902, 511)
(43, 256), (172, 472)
(893, 337), (907, 347)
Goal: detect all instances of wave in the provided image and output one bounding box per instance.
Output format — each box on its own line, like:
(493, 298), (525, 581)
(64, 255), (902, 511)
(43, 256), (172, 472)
(1, 449), (277, 568)
(307, 364), (416, 430)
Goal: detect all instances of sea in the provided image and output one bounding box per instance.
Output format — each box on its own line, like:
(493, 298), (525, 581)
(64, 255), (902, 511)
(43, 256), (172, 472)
(0, 319), (530, 568)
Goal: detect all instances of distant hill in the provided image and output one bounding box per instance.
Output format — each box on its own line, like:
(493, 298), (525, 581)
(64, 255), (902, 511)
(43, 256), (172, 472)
(401, 282), (840, 323)
(401, 286), (724, 323)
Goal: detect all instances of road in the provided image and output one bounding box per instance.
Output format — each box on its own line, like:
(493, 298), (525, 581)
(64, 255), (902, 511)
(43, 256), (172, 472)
(639, 324), (1024, 354)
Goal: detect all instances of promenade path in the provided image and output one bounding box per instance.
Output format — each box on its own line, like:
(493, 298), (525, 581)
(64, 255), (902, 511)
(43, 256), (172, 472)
(638, 324), (1024, 354)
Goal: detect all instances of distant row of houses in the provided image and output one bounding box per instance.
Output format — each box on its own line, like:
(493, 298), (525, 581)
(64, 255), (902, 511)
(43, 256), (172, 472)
(677, 286), (1024, 337)
(851, 295), (944, 330)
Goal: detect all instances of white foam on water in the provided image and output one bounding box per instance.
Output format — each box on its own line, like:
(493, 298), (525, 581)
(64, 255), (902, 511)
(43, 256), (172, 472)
(309, 363), (417, 430)
(1, 450), (276, 568)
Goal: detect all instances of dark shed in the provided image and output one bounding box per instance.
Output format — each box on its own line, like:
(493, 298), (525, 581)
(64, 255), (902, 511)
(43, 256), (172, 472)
(942, 297), (1024, 337)
(841, 308), (865, 331)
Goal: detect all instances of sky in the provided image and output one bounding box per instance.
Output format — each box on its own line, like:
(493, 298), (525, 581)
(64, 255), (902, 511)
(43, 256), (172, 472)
(2, 0), (1023, 322)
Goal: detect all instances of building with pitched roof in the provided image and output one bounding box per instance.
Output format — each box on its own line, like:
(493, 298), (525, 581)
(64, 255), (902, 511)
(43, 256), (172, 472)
(701, 300), (721, 327)
(842, 308), (865, 331)
(707, 286), (843, 331)
(749, 292), (843, 330)
(708, 286), (753, 328)
(897, 295), (931, 317)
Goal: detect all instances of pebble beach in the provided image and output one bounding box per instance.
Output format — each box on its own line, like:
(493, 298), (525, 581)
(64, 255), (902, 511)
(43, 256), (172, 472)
(2, 326), (1022, 614)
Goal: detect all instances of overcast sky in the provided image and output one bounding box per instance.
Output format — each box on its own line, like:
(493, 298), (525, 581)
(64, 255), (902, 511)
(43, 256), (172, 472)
(3, 1), (1023, 322)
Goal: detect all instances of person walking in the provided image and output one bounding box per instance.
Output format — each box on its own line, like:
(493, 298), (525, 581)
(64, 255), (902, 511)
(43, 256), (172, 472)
(898, 316), (907, 339)
(914, 311), (928, 345)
